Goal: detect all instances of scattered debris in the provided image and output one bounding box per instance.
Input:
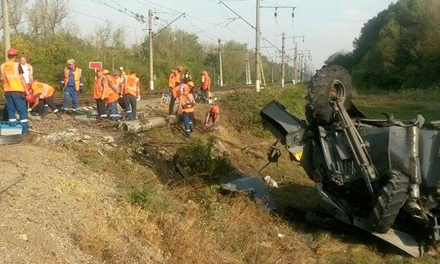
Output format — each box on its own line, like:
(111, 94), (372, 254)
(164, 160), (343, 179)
(220, 173), (276, 210)
(18, 234), (28, 241)
(103, 135), (115, 143)
(263, 175), (279, 188)
(315, 247), (324, 255)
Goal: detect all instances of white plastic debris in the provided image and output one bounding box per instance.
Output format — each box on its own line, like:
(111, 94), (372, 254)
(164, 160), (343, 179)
(264, 175), (278, 188)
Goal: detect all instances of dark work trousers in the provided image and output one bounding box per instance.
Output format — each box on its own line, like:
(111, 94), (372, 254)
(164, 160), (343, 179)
(5, 91), (28, 133)
(62, 86), (79, 110)
(37, 96), (59, 116)
(124, 94), (137, 120)
(108, 101), (119, 121)
(96, 99), (107, 119)
(182, 112), (192, 137)
(118, 96), (126, 111)
(168, 96), (177, 115)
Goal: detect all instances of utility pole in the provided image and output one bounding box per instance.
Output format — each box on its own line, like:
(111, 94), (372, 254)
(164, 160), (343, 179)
(2, 0), (10, 60)
(245, 51), (250, 84)
(293, 41), (297, 84)
(271, 60), (274, 83)
(281, 32), (285, 88)
(148, 9), (154, 90)
(218, 38), (223, 87)
(255, 0), (261, 92)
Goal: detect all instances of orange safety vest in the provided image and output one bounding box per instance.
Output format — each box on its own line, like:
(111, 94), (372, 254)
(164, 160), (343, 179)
(175, 71), (181, 84)
(202, 75), (211, 90)
(179, 93), (195, 113)
(114, 76), (122, 93)
(168, 73), (176, 88)
(1, 61), (25, 92)
(125, 74), (139, 96)
(31, 82), (54, 99)
(63, 67), (82, 91)
(93, 75), (109, 100)
(106, 75), (120, 104)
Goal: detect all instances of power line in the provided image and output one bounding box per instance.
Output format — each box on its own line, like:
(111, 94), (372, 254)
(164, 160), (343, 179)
(71, 10), (144, 32)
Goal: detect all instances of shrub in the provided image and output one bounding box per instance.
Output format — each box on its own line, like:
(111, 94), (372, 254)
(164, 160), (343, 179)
(174, 137), (233, 181)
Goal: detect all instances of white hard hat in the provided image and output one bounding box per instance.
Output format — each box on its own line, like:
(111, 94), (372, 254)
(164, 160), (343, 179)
(119, 67), (124, 71)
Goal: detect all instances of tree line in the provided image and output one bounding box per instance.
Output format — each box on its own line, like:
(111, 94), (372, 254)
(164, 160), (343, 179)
(0, 0), (292, 93)
(325, 0), (440, 90)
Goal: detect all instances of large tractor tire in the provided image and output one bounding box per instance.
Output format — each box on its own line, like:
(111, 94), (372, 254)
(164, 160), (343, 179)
(368, 171), (409, 233)
(305, 65), (353, 127)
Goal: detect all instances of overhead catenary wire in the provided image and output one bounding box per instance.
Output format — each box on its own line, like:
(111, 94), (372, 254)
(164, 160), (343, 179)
(81, 0), (305, 70)
(71, 10), (144, 32)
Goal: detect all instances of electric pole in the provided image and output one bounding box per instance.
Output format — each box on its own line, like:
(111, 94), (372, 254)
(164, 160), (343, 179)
(293, 41), (297, 84)
(218, 38), (223, 87)
(2, 0), (10, 60)
(148, 9), (154, 90)
(255, 0), (261, 92)
(271, 60), (274, 83)
(281, 32), (285, 88)
(245, 51), (251, 85)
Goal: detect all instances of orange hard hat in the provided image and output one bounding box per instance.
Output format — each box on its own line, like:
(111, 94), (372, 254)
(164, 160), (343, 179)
(177, 66), (183, 72)
(25, 94), (35, 103)
(7, 48), (18, 56)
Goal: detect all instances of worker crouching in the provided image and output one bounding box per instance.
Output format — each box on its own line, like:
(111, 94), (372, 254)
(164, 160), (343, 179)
(179, 84), (196, 137)
(205, 98), (219, 130)
(27, 81), (61, 119)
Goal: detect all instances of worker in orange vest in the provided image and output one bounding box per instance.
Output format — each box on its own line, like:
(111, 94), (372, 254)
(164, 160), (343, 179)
(105, 70), (121, 121)
(187, 80), (198, 100)
(27, 80), (61, 119)
(175, 66), (183, 84)
(123, 71), (140, 120)
(60, 59), (84, 112)
(179, 83), (196, 137)
(1, 48), (30, 133)
(169, 81), (183, 115)
(200, 70), (211, 103)
(168, 70), (178, 115)
(93, 69), (110, 119)
(205, 99), (219, 130)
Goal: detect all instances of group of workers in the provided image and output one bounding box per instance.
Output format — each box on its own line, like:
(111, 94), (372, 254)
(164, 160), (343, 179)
(168, 66), (219, 137)
(0, 48), (218, 137)
(93, 67), (140, 121)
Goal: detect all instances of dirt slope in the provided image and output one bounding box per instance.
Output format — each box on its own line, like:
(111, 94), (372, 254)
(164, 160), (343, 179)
(0, 110), (167, 263)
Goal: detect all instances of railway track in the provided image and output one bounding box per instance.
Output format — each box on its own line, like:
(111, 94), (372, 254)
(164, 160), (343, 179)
(0, 84), (255, 108)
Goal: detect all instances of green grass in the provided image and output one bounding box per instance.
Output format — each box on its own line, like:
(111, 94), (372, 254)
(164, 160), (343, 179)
(222, 83), (307, 136)
(355, 87), (440, 121)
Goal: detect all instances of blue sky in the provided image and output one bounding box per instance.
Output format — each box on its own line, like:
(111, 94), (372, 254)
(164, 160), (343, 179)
(72, 0), (396, 69)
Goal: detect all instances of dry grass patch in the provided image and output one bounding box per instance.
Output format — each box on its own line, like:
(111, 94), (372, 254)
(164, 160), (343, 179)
(75, 201), (166, 263)
(144, 180), (316, 264)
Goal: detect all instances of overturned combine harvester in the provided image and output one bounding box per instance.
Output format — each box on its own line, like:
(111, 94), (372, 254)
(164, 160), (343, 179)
(260, 65), (440, 257)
